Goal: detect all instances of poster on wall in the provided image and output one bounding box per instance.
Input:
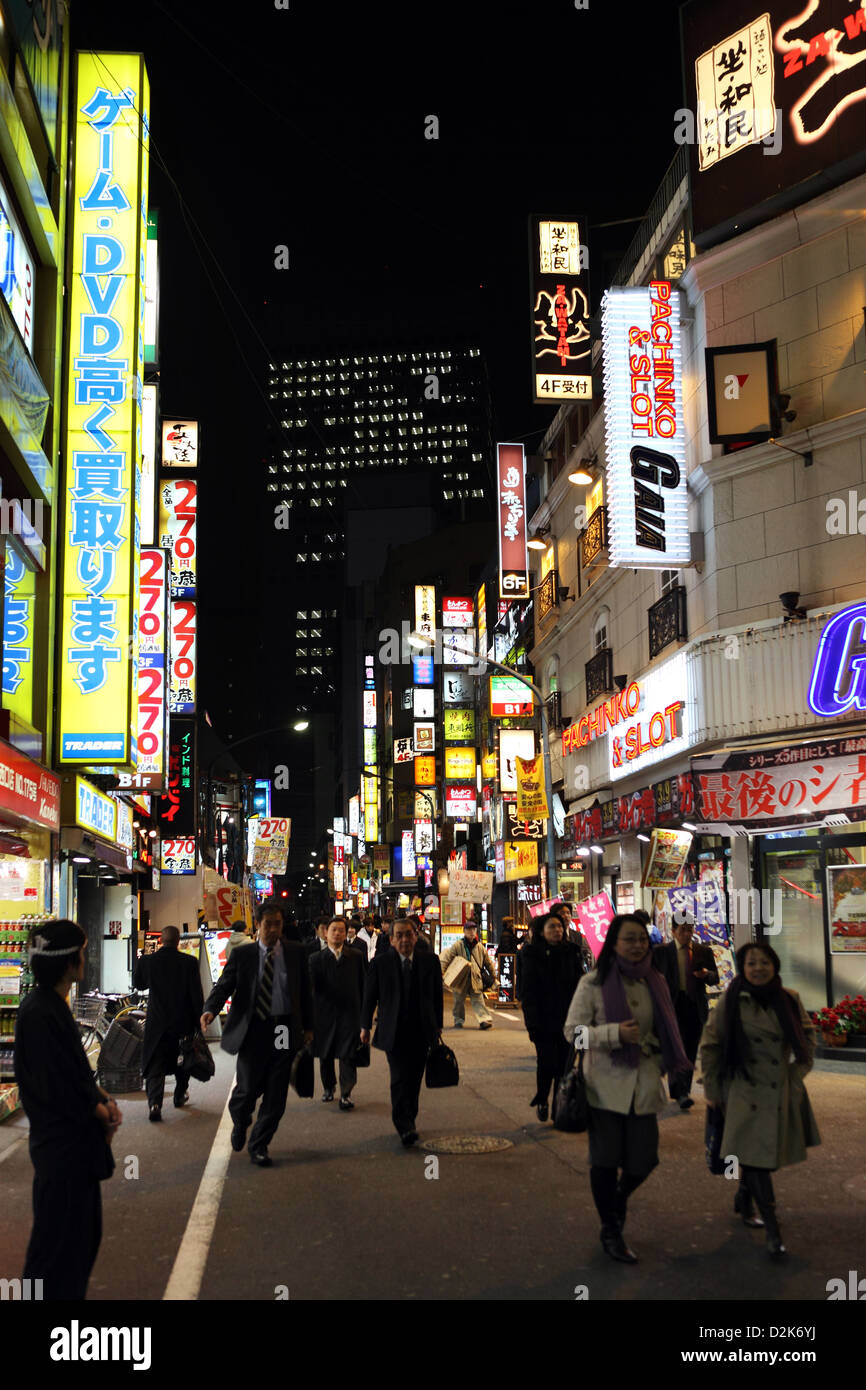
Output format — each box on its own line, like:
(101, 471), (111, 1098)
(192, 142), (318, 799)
(826, 864), (866, 953)
(641, 828), (692, 889)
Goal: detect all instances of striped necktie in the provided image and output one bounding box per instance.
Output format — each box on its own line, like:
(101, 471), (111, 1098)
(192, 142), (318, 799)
(256, 946), (276, 1019)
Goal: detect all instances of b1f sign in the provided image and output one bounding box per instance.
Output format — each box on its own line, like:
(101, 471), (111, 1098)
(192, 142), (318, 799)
(601, 282), (690, 568)
(497, 443), (529, 600)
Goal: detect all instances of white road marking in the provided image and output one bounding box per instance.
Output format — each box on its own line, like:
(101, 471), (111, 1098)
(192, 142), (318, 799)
(491, 1011), (521, 1022)
(163, 1078), (236, 1302)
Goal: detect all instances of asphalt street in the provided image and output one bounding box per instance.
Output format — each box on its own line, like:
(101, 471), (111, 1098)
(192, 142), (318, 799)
(2, 1002), (864, 1303)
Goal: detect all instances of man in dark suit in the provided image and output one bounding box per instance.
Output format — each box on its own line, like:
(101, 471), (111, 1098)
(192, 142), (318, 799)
(201, 897), (313, 1165)
(309, 917), (365, 1109)
(653, 918), (719, 1109)
(361, 917), (443, 1146)
(133, 924), (204, 1120)
(305, 919), (329, 958)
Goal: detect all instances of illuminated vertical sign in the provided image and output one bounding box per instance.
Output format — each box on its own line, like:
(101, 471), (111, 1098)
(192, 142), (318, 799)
(168, 599), (196, 714)
(59, 53), (149, 765)
(136, 548), (167, 782)
(497, 443), (529, 600)
(529, 216), (592, 403)
(415, 584), (436, 643)
(364, 771), (379, 842)
(141, 383), (157, 546)
(2, 548), (35, 724)
(159, 478), (197, 597)
(162, 420), (199, 468)
(144, 209), (159, 363)
(601, 282), (690, 568)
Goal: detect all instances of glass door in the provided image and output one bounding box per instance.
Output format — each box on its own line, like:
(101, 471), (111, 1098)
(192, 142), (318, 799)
(759, 842), (826, 1012)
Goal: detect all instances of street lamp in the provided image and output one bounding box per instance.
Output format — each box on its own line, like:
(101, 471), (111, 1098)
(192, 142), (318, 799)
(408, 630), (559, 898)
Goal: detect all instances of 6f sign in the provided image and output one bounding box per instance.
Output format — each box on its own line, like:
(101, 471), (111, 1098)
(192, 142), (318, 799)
(808, 603), (866, 718)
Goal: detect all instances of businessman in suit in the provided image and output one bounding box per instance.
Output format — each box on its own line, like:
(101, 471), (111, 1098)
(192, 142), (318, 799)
(360, 917), (443, 1146)
(305, 919), (329, 958)
(653, 918), (719, 1109)
(309, 917), (365, 1108)
(201, 898), (313, 1165)
(133, 925), (203, 1120)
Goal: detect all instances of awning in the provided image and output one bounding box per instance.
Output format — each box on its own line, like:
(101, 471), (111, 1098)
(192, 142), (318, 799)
(61, 827), (133, 874)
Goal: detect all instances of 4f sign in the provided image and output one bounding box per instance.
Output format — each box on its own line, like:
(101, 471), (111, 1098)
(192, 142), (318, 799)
(808, 604), (866, 718)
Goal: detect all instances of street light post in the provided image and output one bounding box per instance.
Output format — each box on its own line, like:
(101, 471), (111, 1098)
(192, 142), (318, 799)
(409, 633), (558, 899)
(205, 720), (311, 878)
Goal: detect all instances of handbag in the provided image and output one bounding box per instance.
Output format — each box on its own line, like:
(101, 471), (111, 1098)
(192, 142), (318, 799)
(480, 959), (496, 991)
(290, 1042), (315, 1098)
(425, 1040), (460, 1088)
(552, 1047), (589, 1133)
(354, 1040), (371, 1068)
(704, 1105), (726, 1175)
(177, 1030), (215, 1083)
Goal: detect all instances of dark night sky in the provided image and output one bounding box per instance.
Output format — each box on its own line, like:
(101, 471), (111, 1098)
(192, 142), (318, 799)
(72, 0), (685, 760)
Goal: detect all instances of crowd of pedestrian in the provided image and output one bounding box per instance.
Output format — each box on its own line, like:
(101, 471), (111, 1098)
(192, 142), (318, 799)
(12, 901), (821, 1297)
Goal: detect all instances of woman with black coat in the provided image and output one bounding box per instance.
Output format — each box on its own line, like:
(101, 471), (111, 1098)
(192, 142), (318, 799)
(520, 912), (583, 1122)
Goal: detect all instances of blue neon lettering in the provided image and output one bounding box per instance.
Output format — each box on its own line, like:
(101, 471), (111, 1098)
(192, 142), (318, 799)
(808, 603), (866, 717)
(82, 233), (124, 276)
(81, 314), (123, 356)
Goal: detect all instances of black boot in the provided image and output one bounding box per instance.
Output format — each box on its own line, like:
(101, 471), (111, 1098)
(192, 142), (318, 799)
(745, 1169), (787, 1258)
(591, 1166), (637, 1263)
(615, 1170), (648, 1232)
(733, 1181), (764, 1228)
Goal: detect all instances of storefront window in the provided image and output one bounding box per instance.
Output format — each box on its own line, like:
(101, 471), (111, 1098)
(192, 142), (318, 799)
(0, 826), (50, 917)
(824, 836), (866, 1003)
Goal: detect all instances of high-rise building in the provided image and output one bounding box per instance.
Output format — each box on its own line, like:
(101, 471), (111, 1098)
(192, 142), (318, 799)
(251, 342), (493, 876)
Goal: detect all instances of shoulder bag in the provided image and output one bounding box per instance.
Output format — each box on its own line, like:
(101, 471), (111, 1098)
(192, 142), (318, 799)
(552, 1046), (589, 1133)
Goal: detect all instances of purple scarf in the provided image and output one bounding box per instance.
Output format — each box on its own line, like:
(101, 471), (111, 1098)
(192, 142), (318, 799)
(601, 955), (691, 1076)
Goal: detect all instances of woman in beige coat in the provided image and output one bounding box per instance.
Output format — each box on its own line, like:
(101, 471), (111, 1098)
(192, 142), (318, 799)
(700, 941), (820, 1259)
(564, 914), (691, 1264)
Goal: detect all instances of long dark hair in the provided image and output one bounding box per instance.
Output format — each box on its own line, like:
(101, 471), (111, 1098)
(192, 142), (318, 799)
(595, 914), (652, 985)
(722, 941), (809, 1078)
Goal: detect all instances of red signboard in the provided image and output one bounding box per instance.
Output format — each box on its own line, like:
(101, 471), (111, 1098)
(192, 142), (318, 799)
(442, 597), (473, 628)
(496, 443), (529, 600)
(0, 739), (60, 830)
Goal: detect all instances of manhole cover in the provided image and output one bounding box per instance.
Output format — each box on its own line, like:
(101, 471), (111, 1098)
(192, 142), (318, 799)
(422, 1135), (513, 1155)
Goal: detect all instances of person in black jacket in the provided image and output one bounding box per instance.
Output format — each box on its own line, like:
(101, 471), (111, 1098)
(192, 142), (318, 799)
(360, 918), (443, 1146)
(309, 917), (365, 1108)
(14, 920), (120, 1300)
(201, 898), (314, 1166)
(133, 925), (204, 1120)
(653, 917), (719, 1110)
(520, 912), (583, 1122)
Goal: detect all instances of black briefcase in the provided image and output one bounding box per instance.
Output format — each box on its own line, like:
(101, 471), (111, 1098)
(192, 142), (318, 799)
(425, 1041), (459, 1088)
(290, 1043), (315, 1098)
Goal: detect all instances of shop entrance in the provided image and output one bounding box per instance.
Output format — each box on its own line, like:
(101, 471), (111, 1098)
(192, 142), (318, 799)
(757, 830), (866, 1012)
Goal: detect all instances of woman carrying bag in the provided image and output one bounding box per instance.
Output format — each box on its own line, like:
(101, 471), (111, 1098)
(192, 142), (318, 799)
(699, 941), (820, 1259)
(520, 912), (583, 1122)
(564, 914), (691, 1264)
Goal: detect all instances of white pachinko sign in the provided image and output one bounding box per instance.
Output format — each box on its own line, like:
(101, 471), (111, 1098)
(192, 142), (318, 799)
(601, 282), (690, 569)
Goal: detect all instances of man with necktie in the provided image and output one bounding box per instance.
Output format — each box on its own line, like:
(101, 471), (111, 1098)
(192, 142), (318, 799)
(201, 898), (313, 1165)
(309, 916), (365, 1108)
(653, 917), (718, 1109)
(360, 918), (443, 1146)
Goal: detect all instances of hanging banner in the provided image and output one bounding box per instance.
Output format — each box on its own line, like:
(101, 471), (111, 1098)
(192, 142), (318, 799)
(574, 891), (615, 959)
(516, 754), (549, 820)
(496, 443), (529, 600)
(504, 840), (538, 882)
(601, 281), (690, 568)
(59, 53), (150, 766)
(446, 869), (494, 904)
(529, 215), (592, 403)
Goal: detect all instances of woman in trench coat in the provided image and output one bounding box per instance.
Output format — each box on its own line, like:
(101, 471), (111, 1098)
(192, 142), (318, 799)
(564, 914), (691, 1264)
(700, 941), (820, 1259)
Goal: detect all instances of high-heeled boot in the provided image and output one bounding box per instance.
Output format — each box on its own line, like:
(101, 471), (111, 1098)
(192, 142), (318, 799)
(745, 1169), (787, 1258)
(591, 1166), (637, 1263)
(733, 1181), (764, 1228)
